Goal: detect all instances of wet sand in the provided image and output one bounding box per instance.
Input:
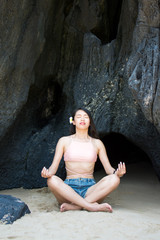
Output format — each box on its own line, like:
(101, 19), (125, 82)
(0, 161), (160, 240)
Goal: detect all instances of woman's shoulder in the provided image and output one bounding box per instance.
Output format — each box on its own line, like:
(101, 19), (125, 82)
(91, 138), (104, 147)
(58, 135), (73, 144)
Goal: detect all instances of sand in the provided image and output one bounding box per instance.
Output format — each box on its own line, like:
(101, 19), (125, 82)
(0, 161), (160, 240)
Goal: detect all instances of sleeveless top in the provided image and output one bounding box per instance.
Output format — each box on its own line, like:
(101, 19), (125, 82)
(64, 137), (97, 162)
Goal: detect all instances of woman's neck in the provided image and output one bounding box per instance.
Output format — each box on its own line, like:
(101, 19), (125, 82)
(74, 130), (89, 140)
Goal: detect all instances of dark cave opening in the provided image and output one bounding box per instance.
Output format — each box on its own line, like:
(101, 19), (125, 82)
(91, 0), (123, 44)
(95, 132), (152, 172)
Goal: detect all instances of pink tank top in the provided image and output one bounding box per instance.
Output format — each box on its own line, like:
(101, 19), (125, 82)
(64, 137), (97, 162)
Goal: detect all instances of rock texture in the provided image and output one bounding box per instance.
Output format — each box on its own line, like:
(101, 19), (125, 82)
(0, 0), (160, 189)
(0, 195), (30, 224)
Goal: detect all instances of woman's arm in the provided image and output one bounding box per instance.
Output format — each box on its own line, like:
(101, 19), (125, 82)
(97, 139), (115, 175)
(41, 137), (66, 178)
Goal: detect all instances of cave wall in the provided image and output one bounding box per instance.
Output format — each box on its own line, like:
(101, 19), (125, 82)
(0, 0), (160, 189)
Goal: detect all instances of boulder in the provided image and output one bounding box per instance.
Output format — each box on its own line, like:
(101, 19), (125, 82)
(0, 195), (30, 224)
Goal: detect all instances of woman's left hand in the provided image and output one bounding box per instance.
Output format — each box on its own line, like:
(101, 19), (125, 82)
(115, 162), (126, 177)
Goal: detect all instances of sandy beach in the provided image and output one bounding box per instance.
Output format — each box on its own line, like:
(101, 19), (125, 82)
(0, 161), (160, 240)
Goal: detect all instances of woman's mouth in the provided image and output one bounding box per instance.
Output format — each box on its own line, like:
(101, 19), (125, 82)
(80, 122), (85, 125)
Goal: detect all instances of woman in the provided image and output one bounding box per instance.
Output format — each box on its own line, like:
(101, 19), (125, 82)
(41, 108), (126, 212)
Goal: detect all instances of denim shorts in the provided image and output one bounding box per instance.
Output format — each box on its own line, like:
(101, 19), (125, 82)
(64, 178), (96, 198)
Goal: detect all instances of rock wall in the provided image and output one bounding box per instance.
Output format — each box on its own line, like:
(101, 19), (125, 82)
(0, 0), (160, 189)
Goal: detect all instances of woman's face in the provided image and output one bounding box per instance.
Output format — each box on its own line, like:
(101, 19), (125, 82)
(73, 110), (90, 129)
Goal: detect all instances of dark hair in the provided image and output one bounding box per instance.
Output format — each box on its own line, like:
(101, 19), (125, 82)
(70, 107), (99, 139)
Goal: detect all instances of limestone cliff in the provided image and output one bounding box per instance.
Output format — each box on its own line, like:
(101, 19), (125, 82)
(0, 0), (159, 189)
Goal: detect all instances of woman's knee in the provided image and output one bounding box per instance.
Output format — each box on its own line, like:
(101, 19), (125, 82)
(47, 175), (61, 189)
(110, 174), (120, 187)
(103, 174), (120, 187)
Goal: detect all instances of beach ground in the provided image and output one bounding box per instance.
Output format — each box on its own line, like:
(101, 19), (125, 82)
(0, 161), (160, 240)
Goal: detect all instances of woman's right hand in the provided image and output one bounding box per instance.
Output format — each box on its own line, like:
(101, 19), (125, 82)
(41, 167), (52, 178)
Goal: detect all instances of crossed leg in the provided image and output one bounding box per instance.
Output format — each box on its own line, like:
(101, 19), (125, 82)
(60, 174), (120, 212)
(47, 174), (120, 212)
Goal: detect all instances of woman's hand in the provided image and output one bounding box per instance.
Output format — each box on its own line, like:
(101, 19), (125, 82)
(41, 167), (52, 178)
(115, 162), (126, 177)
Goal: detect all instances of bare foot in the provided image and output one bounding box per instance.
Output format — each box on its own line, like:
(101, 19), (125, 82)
(88, 202), (113, 212)
(60, 203), (82, 212)
(60, 202), (112, 213)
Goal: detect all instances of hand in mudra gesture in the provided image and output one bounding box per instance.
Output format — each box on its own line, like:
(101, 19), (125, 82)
(41, 167), (52, 178)
(115, 162), (126, 177)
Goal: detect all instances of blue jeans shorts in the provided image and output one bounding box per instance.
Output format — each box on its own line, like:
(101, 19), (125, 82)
(64, 178), (96, 198)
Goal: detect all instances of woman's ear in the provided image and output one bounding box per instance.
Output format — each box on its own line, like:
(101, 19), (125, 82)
(73, 120), (76, 125)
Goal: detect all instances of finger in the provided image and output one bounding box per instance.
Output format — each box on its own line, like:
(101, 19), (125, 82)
(122, 162), (126, 173)
(44, 168), (48, 173)
(41, 170), (46, 177)
(41, 167), (48, 177)
(120, 162), (125, 169)
(118, 162), (122, 170)
(41, 167), (46, 173)
(119, 162), (125, 175)
(42, 169), (46, 176)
